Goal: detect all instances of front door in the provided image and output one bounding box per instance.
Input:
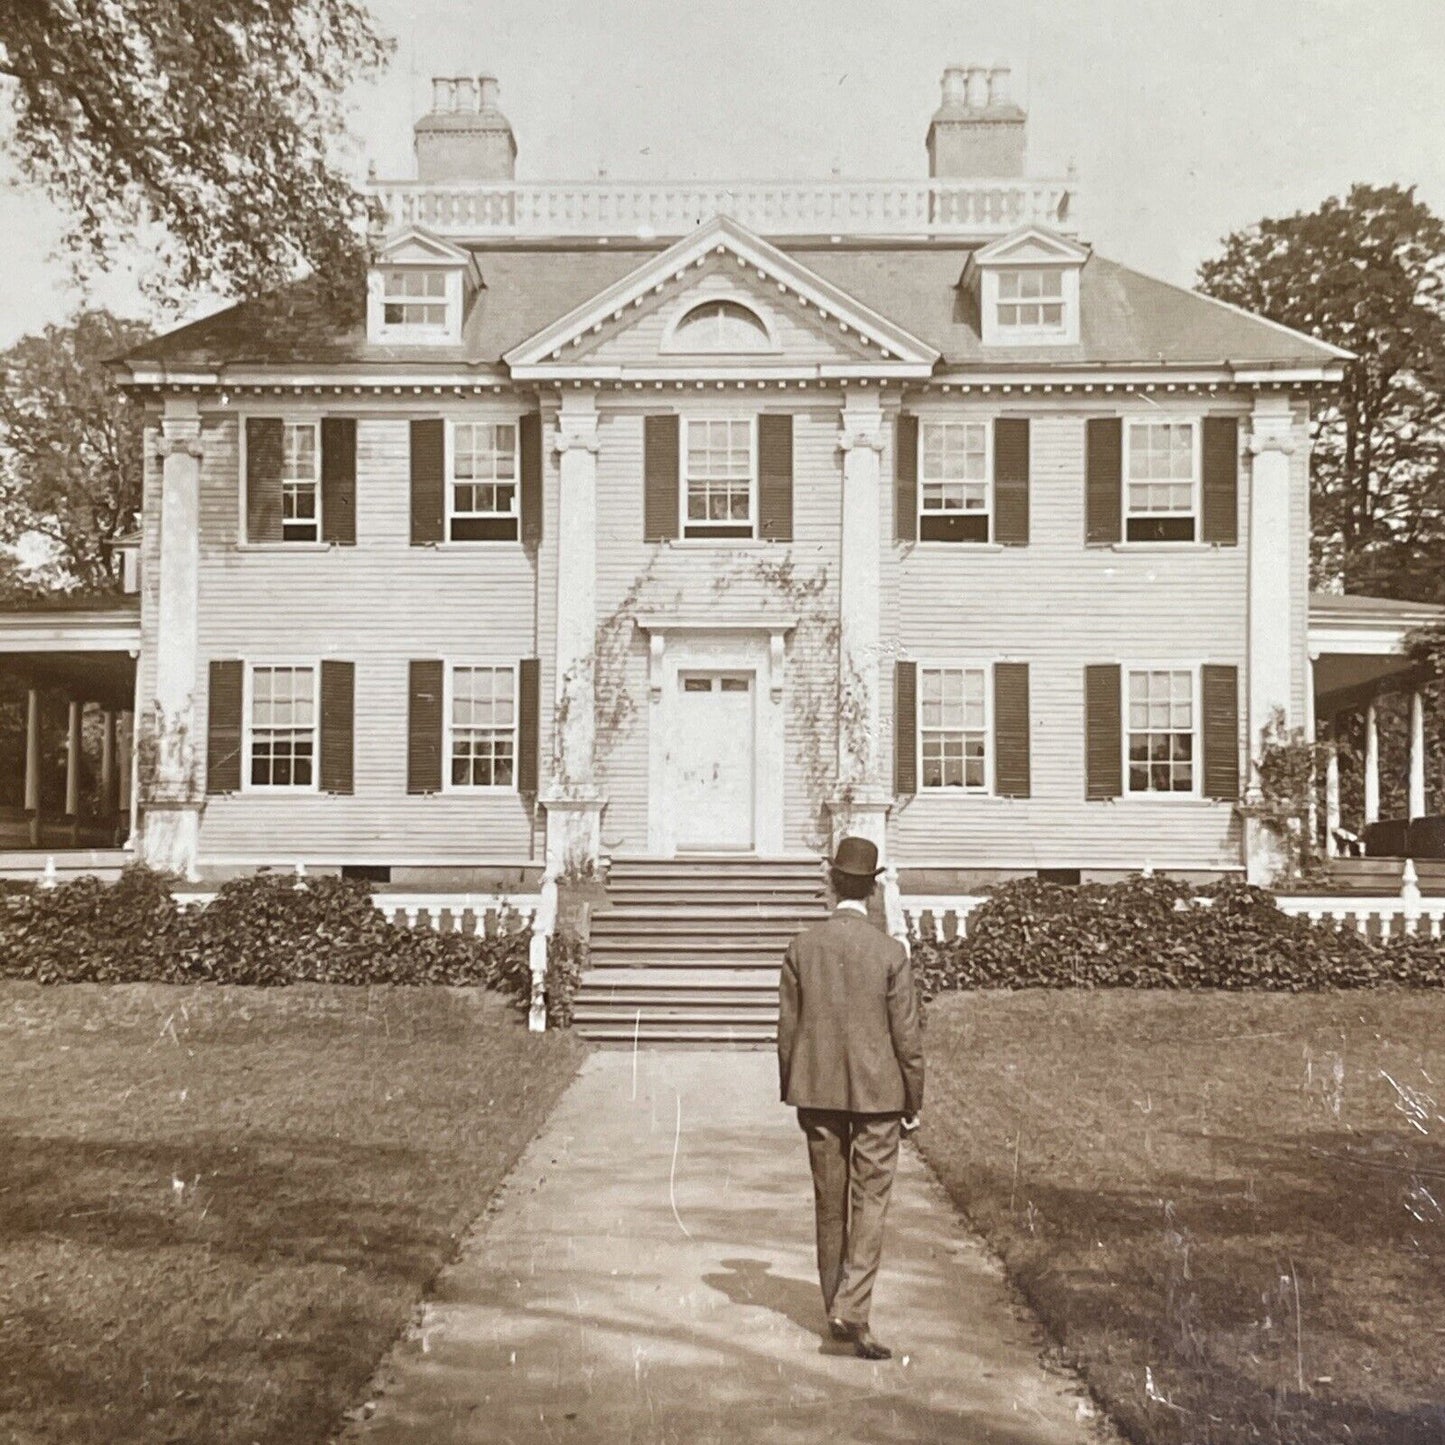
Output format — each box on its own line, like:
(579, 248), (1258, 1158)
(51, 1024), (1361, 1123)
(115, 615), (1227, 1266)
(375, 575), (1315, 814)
(671, 671), (755, 851)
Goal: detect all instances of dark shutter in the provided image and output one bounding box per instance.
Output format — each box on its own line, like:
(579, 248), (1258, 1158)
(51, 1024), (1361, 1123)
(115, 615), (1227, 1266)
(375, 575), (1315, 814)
(895, 413), (918, 543)
(409, 419), (445, 545)
(993, 417), (1030, 547)
(407, 660), (444, 794)
(643, 414), (680, 542)
(757, 413), (794, 542)
(1085, 663), (1122, 800)
(894, 659), (918, 795)
(519, 413), (543, 547)
(206, 660), (244, 795)
(1085, 417), (1123, 545)
(245, 418), (284, 544)
(993, 662), (1031, 798)
(1201, 416), (1239, 545)
(320, 417), (356, 545)
(1201, 663), (1240, 801)
(319, 660), (355, 795)
(517, 657), (541, 793)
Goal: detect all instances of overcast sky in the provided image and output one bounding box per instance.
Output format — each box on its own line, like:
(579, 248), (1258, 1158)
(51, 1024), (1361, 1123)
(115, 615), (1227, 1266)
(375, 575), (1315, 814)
(2, 0), (1442, 347)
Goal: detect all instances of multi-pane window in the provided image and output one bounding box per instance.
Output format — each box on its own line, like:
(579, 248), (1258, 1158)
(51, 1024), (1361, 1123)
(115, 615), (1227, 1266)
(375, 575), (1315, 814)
(996, 269), (1064, 329)
(1127, 669), (1195, 794)
(249, 665), (316, 789)
(920, 421), (989, 542)
(1126, 421), (1197, 541)
(281, 423), (319, 542)
(684, 418), (753, 538)
(672, 302), (770, 353)
(920, 667), (989, 791)
(382, 269), (449, 327)
(450, 422), (518, 541)
(449, 666), (516, 788)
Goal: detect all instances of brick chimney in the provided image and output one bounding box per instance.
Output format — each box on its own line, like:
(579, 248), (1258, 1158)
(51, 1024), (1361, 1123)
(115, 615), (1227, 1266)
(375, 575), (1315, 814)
(414, 74), (516, 182)
(926, 63), (1026, 178)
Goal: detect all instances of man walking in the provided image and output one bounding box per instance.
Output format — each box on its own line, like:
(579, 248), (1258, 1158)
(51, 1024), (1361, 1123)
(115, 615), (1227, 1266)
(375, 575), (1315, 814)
(777, 836), (925, 1360)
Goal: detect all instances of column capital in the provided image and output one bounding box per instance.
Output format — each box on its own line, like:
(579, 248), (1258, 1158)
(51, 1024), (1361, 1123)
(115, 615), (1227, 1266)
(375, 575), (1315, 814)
(837, 420), (885, 453)
(554, 391), (600, 454)
(155, 433), (205, 461)
(1247, 395), (1297, 457)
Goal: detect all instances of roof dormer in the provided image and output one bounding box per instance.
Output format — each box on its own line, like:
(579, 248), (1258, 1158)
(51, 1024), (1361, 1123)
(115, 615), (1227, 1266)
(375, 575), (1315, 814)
(366, 227), (479, 346)
(966, 226), (1089, 348)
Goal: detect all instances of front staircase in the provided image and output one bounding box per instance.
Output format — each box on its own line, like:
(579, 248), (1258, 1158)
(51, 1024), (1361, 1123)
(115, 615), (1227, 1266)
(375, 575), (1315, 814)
(572, 856), (829, 1043)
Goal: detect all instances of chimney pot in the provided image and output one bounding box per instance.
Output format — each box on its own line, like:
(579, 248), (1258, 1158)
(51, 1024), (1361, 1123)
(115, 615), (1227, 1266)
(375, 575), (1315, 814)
(478, 74), (500, 110)
(987, 64), (1012, 107)
(927, 59), (1027, 179)
(941, 65), (968, 106)
(431, 77), (451, 112)
(456, 76), (479, 112)
(965, 65), (989, 109)
(416, 72), (517, 180)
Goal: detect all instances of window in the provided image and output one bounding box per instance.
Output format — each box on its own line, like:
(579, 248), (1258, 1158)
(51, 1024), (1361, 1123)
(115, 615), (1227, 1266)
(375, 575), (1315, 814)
(996, 268), (1064, 330)
(449, 665), (516, 789)
(450, 422), (518, 541)
(670, 301), (771, 353)
(683, 417), (754, 539)
(382, 269), (449, 328)
(248, 665), (316, 790)
(920, 421), (990, 542)
(1125, 421), (1198, 542)
(1127, 669), (1196, 794)
(281, 423), (319, 542)
(919, 667), (989, 791)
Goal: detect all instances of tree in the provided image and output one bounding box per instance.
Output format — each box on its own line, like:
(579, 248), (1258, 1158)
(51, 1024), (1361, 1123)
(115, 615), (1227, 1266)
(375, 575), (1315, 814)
(1198, 184), (1445, 600)
(0, 1), (391, 300)
(0, 309), (152, 592)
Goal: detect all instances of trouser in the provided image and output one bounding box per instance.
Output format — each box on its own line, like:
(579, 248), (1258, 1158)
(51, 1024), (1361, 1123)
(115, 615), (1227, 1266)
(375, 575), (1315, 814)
(797, 1108), (902, 1327)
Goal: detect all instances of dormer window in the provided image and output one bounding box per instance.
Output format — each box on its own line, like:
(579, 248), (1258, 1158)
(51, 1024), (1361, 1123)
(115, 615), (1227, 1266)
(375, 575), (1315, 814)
(382, 269), (449, 328)
(996, 268), (1065, 332)
(969, 226), (1087, 348)
(367, 226), (476, 346)
(667, 301), (772, 354)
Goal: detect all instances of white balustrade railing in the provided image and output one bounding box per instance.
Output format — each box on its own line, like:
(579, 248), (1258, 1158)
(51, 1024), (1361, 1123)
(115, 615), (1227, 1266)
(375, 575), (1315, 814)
(900, 896), (986, 942)
(370, 177), (1076, 241)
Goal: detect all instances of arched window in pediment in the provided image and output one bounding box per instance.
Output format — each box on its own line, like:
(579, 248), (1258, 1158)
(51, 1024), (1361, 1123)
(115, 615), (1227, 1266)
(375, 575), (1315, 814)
(671, 300), (772, 353)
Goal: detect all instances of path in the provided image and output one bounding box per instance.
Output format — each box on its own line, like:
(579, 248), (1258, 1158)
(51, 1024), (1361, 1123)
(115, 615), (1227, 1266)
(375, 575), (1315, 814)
(345, 1048), (1115, 1445)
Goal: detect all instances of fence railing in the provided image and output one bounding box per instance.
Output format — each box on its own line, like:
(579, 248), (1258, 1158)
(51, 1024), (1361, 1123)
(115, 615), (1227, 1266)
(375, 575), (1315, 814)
(169, 888), (541, 936)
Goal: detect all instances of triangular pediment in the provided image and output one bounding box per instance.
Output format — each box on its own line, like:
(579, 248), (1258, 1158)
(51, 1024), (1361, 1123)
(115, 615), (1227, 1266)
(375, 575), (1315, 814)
(375, 226), (475, 268)
(971, 226), (1090, 268)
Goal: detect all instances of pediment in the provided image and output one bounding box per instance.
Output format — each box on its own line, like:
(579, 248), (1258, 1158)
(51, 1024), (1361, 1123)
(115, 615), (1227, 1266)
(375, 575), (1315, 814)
(375, 226), (474, 268)
(971, 226), (1090, 268)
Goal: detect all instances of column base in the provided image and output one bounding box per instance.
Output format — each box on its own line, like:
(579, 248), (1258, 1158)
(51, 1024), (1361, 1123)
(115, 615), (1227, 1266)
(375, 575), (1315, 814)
(825, 789), (892, 855)
(540, 790), (606, 877)
(138, 800), (202, 881)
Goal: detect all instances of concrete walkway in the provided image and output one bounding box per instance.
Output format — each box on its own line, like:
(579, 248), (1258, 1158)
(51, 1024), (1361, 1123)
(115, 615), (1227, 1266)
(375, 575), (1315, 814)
(345, 1050), (1115, 1445)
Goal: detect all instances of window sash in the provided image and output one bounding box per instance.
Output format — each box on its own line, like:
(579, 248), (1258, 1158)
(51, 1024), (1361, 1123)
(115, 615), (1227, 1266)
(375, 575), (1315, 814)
(918, 666), (990, 792)
(449, 422), (518, 520)
(918, 421), (991, 516)
(381, 269), (449, 328)
(246, 664), (318, 791)
(682, 417), (755, 535)
(673, 302), (770, 353)
(281, 422), (320, 541)
(995, 269), (1066, 331)
(1124, 667), (1198, 795)
(447, 664), (518, 790)
(1124, 422), (1199, 516)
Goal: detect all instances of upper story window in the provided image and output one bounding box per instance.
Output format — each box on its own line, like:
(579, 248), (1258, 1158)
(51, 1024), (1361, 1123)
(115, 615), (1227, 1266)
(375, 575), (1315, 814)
(448, 664), (516, 790)
(1125, 421), (1198, 542)
(683, 417), (754, 539)
(281, 423), (320, 542)
(449, 421), (518, 541)
(1126, 668), (1196, 795)
(919, 666), (990, 791)
(670, 301), (771, 353)
(382, 268), (450, 328)
(920, 421), (990, 542)
(996, 268), (1064, 332)
(247, 664), (317, 791)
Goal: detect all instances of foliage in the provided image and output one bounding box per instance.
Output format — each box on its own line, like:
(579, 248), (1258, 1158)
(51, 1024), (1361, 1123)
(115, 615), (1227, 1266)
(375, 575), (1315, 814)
(1242, 706), (1332, 874)
(910, 875), (1445, 998)
(1198, 183), (1445, 599)
(0, 0), (391, 301)
(543, 929), (588, 1029)
(0, 310), (150, 591)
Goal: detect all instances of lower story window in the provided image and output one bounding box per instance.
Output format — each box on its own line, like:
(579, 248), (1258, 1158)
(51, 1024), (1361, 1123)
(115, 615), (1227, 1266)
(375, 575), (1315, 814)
(450, 665), (516, 788)
(1127, 668), (1195, 793)
(920, 666), (988, 790)
(249, 664), (316, 788)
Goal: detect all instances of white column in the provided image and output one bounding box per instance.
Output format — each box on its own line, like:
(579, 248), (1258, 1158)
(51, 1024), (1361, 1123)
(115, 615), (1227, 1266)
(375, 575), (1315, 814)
(23, 686), (40, 845)
(1244, 396), (1297, 883)
(118, 711), (133, 819)
(100, 709), (117, 817)
(1325, 720), (1341, 858)
(541, 393), (603, 872)
(831, 393), (890, 852)
(1364, 697), (1380, 826)
(64, 699), (81, 818)
(1304, 654), (1318, 857)
(1409, 688), (1426, 821)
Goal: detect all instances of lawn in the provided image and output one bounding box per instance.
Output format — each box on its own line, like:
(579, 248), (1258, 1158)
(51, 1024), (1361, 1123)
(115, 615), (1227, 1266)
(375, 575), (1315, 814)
(0, 982), (585, 1445)
(919, 990), (1445, 1445)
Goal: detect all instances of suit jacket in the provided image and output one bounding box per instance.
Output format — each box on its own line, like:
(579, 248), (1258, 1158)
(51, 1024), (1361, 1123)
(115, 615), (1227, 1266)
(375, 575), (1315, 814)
(777, 907), (925, 1116)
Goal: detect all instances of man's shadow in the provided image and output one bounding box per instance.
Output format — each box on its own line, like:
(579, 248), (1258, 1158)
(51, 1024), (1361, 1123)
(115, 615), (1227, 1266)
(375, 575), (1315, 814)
(701, 1257), (853, 1353)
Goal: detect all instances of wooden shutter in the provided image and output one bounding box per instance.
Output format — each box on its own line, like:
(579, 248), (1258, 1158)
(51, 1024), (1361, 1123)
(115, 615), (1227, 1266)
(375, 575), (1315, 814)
(757, 413), (793, 542)
(407, 660), (444, 794)
(245, 418), (283, 544)
(1201, 663), (1240, 801)
(517, 656), (541, 793)
(894, 659), (918, 795)
(643, 414), (680, 542)
(993, 418), (1030, 547)
(1201, 416), (1239, 545)
(895, 413), (919, 543)
(320, 417), (356, 545)
(319, 659), (354, 795)
(1085, 417), (1123, 545)
(206, 660), (244, 795)
(409, 419), (445, 545)
(1085, 663), (1122, 800)
(519, 413), (543, 547)
(993, 662), (1031, 797)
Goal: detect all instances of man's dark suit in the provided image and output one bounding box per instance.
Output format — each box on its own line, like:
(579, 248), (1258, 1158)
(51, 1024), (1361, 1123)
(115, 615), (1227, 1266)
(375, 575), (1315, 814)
(777, 905), (925, 1328)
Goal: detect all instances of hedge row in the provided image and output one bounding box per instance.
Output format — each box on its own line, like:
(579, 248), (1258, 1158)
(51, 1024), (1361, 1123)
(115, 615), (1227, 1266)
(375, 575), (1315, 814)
(0, 868), (581, 1027)
(911, 875), (1445, 997)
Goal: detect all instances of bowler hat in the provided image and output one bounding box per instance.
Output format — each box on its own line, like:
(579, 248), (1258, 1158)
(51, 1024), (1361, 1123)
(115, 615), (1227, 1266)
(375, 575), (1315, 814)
(829, 835), (884, 878)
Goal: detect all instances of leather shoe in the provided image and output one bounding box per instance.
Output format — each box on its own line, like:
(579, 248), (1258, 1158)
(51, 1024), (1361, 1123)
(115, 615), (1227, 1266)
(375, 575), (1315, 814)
(832, 1320), (893, 1359)
(826, 1316), (852, 1341)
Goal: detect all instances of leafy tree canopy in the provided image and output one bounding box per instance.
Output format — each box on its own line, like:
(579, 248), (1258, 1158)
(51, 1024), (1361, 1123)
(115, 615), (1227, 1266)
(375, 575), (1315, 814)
(0, 1), (391, 300)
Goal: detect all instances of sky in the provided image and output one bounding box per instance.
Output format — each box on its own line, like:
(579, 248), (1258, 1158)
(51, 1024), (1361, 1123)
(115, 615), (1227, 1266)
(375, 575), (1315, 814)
(2, 0), (1443, 347)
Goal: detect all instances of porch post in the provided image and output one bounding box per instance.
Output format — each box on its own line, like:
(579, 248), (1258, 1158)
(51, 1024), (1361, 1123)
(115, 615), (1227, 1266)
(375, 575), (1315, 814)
(100, 708), (117, 818)
(117, 711), (133, 830)
(64, 699), (82, 820)
(1409, 688), (1426, 821)
(1364, 696), (1380, 827)
(1324, 718), (1341, 858)
(1305, 652), (1319, 856)
(23, 686), (40, 847)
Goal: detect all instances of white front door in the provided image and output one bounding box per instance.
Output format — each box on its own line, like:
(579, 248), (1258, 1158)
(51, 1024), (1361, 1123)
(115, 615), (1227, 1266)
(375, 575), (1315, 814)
(671, 671), (755, 851)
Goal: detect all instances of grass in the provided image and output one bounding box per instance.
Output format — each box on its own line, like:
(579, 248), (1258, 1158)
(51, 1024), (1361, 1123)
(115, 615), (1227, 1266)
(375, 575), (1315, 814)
(919, 990), (1445, 1445)
(0, 982), (585, 1445)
